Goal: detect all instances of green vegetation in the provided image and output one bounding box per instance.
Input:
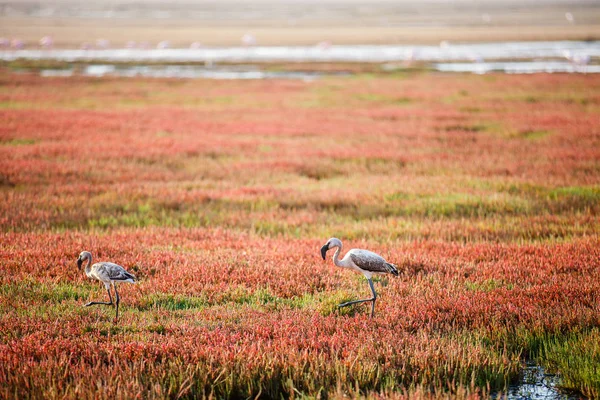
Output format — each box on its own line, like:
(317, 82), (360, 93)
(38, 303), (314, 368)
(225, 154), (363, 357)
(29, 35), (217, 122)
(536, 329), (600, 398)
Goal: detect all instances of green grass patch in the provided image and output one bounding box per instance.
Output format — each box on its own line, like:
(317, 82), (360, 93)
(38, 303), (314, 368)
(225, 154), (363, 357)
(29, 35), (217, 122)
(0, 101), (33, 110)
(391, 192), (531, 219)
(504, 184), (600, 214)
(0, 280), (92, 303)
(443, 124), (487, 132)
(317, 290), (361, 317)
(139, 293), (208, 311)
(354, 93), (412, 105)
(536, 329), (600, 398)
(547, 186), (600, 206)
(137, 288), (319, 313)
(0, 138), (37, 146)
(465, 279), (514, 292)
(513, 129), (552, 140)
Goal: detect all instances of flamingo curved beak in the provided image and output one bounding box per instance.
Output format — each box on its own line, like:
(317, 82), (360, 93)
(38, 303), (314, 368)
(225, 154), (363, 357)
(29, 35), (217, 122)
(77, 258), (83, 270)
(320, 244), (329, 260)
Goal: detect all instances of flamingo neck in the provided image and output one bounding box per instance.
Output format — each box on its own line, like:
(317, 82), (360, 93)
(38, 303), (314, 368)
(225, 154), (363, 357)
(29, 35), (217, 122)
(332, 245), (345, 268)
(85, 255), (93, 275)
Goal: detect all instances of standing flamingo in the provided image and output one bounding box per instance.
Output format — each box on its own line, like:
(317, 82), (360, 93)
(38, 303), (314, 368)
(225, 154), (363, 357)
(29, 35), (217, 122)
(96, 39), (110, 49)
(39, 36), (53, 48)
(241, 33), (256, 46)
(157, 40), (170, 49)
(320, 238), (398, 317)
(77, 251), (136, 321)
(11, 39), (24, 49)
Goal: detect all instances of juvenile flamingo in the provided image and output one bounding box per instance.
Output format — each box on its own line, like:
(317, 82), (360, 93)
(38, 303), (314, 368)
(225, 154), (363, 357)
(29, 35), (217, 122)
(77, 251), (136, 321)
(321, 238), (398, 317)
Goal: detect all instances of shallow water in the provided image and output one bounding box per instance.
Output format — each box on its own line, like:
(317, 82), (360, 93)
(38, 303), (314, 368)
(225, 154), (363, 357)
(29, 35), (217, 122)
(496, 363), (581, 400)
(2, 40), (599, 64)
(5, 40), (598, 78)
(434, 61), (600, 74)
(35, 60), (599, 81)
(38, 64), (340, 80)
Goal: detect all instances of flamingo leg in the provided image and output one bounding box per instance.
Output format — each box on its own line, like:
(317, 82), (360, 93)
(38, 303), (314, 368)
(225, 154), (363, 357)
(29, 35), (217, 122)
(114, 283), (120, 322)
(85, 287), (114, 307)
(368, 278), (377, 317)
(338, 278), (377, 317)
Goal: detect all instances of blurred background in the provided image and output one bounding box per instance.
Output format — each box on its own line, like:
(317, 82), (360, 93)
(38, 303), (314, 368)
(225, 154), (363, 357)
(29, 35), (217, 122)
(0, 0), (599, 74)
(1, 0), (599, 48)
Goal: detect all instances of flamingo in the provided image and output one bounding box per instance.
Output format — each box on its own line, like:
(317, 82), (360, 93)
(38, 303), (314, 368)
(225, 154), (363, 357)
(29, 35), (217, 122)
(39, 36), (53, 49)
(321, 238), (398, 317)
(157, 40), (170, 49)
(565, 12), (575, 24)
(316, 41), (331, 50)
(241, 33), (256, 46)
(11, 39), (24, 49)
(96, 39), (110, 49)
(563, 50), (590, 72)
(77, 251), (136, 321)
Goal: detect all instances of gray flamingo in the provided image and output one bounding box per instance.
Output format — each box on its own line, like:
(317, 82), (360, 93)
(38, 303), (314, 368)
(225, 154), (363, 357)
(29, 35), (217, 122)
(77, 251), (136, 321)
(321, 238), (398, 317)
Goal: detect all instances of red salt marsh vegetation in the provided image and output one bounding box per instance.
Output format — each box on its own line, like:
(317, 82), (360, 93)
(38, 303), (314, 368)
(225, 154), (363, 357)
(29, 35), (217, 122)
(0, 69), (599, 398)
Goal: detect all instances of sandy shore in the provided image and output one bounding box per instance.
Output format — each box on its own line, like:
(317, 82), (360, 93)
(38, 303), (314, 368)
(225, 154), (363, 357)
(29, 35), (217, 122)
(1, 0), (599, 47)
(2, 19), (600, 48)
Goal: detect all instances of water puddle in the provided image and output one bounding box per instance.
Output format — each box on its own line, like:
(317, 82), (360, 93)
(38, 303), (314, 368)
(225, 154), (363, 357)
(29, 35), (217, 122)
(495, 363), (581, 400)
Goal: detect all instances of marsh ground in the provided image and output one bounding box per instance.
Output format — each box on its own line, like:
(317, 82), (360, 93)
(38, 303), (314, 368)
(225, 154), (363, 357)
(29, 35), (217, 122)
(0, 69), (599, 398)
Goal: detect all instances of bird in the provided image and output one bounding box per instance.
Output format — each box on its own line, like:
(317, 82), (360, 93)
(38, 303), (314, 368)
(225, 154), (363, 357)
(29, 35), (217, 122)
(241, 33), (256, 46)
(96, 38), (110, 49)
(321, 238), (398, 317)
(156, 40), (170, 49)
(39, 36), (53, 49)
(11, 39), (24, 50)
(77, 251), (136, 321)
(562, 50), (590, 72)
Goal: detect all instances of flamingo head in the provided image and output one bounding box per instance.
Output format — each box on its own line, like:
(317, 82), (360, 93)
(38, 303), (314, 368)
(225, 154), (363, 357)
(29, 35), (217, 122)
(320, 237), (342, 260)
(77, 251), (91, 270)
